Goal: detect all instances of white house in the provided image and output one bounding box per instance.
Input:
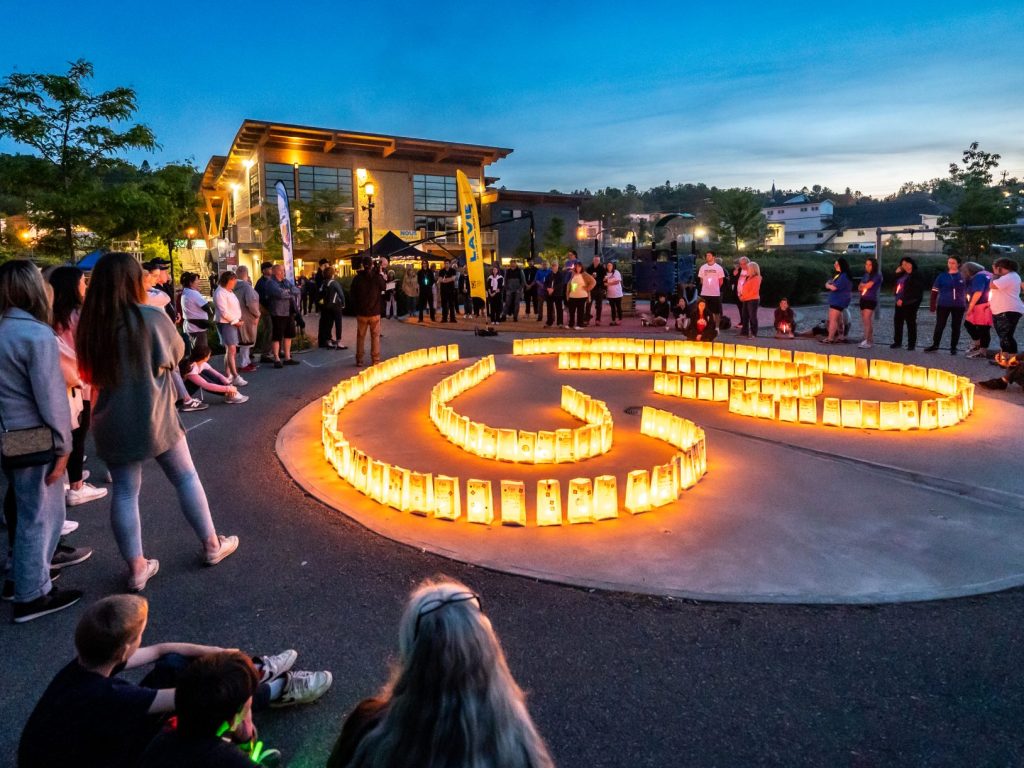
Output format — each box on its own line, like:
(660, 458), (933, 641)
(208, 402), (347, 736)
(762, 195), (834, 247)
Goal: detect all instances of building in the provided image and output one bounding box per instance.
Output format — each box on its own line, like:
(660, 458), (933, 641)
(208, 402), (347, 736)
(830, 199), (950, 254)
(199, 120), (513, 276)
(763, 195), (835, 248)
(485, 189), (585, 263)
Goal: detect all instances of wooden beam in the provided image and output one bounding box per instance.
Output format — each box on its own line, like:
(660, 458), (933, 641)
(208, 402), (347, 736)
(382, 140), (397, 158)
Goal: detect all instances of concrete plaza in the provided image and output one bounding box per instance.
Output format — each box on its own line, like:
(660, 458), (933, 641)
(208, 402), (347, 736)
(2, 316), (1023, 767)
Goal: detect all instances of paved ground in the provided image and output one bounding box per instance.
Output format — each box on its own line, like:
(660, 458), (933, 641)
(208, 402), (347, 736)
(2, 313), (1024, 767)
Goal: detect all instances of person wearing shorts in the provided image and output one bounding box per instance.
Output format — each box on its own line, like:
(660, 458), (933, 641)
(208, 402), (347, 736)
(697, 252), (725, 321)
(264, 265), (301, 369)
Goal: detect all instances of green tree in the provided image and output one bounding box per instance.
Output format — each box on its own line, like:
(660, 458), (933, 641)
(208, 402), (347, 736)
(937, 142), (1015, 257)
(0, 59), (156, 258)
(709, 188), (767, 253)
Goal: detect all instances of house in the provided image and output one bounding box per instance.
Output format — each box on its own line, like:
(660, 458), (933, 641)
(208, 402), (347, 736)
(763, 195), (834, 248)
(830, 199), (950, 254)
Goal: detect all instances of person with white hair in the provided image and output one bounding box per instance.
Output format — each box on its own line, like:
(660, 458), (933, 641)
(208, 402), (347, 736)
(232, 265), (261, 372)
(327, 577), (554, 768)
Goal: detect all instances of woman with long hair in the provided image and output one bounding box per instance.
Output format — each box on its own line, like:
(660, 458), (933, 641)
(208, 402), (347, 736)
(604, 261), (623, 325)
(77, 253), (237, 593)
(857, 258), (881, 349)
(961, 261), (993, 358)
(0, 261), (82, 622)
(565, 261), (595, 330)
(48, 266), (108, 508)
(822, 258), (852, 344)
(738, 261), (762, 339)
(328, 577), (554, 768)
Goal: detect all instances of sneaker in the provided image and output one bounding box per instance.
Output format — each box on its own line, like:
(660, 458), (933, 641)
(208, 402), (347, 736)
(240, 363), (259, 373)
(259, 354), (276, 363)
(889, 342), (901, 349)
(923, 345), (939, 353)
(51, 544), (93, 570)
(950, 348), (958, 356)
(225, 393), (249, 404)
(64, 469), (91, 491)
(979, 378), (1008, 390)
(965, 347), (988, 359)
(274, 360), (284, 369)
(3, 571), (61, 602)
(283, 358), (300, 366)
(259, 649), (298, 683)
(180, 399), (210, 412)
(13, 587), (83, 624)
(61, 519), (79, 536)
(127, 558), (160, 593)
(232, 375), (249, 386)
(858, 340), (872, 349)
(66, 483), (108, 507)
(334, 344), (348, 350)
(204, 535), (239, 565)
(270, 670), (333, 708)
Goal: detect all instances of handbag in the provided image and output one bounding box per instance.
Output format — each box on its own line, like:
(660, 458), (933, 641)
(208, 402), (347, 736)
(966, 302), (993, 326)
(0, 405), (56, 470)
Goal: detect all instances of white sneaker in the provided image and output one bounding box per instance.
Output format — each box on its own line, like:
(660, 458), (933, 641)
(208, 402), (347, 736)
(64, 469), (90, 490)
(858, 340), (872, 349)
(232, 375), (248, 386)
(270, 670), (333, 707)
(225, 393), (249, 404)
(61, 519), (79, 536)
(66, 483), (108, 507)
(259, 649), (298, 683)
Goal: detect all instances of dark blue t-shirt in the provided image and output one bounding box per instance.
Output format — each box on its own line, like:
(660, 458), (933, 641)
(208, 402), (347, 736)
(828, 272), (852, 309)
(138, 729), (254, 768)
(19, 659), (159, 768)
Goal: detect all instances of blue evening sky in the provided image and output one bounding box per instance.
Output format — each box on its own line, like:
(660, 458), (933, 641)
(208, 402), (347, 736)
(2, 0), (1022, 197)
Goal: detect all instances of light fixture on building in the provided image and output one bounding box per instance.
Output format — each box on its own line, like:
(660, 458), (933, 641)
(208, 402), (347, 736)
(243, 158), (254, 170)
(356, 168), (367, 183)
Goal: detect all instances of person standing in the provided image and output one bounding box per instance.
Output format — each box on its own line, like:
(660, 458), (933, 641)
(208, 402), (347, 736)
(738, 261), (762, 339)
(533, 261), (551, 323)
(697, 251), (726, 324)
(503, 259), (526, 322)
(213, 272), (245, 385)
(891, 257), (925, 351)
(989, 257), (1024, 357)
(180, 272), (212, 356)
(486, 266), (504, 324)
(416, 259), (436, 322)
(264, 265), (301, 369)
(604, 261), (624, 325)
(822, 258), (852, 344)
(78, 253), (238, 593)
(253, 262), (275, 363)
(319, 266), (348, 349)
(961, 261), (994, 358)
(543, 261), (565, 328)
(457, 268), (473, 317)
(925, 256), (967, 355)
(858, 258), (882, 349)
(350, 257), (386, 367)
(383, 269), (397, 319)
(400, 265), (418, 319)
(523, 261), (539, 319)
(586, 255), (606, 326)
(730, 256), (750, 334)
(0, 261), (82, 623)
(232, 265), (261, 373)
(438, 259), (459, 323)
(565, 262), (595, 330)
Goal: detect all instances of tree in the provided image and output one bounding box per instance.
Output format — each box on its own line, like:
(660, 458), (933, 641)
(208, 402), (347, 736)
(542, 216), (566, 251)
(709, 189), (767, 253)
(937, 142), (1015, 257)
(0, 59), (156, 258)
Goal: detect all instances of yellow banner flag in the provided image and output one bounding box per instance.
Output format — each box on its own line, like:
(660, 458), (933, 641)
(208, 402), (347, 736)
(456, 170), (486, 302)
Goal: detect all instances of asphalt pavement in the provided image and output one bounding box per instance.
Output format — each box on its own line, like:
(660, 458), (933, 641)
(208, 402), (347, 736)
(1, 315), (1023, 768)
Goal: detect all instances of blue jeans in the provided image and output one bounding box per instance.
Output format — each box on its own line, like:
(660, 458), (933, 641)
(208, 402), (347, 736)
(3, 461), (65, 602)
(109, 438), (215, 561)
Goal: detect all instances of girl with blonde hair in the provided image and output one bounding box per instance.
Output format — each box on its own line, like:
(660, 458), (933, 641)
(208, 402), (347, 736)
(328, 577), (554, 768)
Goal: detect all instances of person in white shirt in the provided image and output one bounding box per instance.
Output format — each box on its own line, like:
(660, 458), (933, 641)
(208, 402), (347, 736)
(697, 251), (726, 322)
(604, 262), (624, 325)
(213, 271), (245, 386)
(146, 264), (207, 414)
(988, 257), (1024, 357)
(180, 272), (212, 356)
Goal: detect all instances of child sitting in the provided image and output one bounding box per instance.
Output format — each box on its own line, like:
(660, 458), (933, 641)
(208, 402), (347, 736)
(774, 298), (796, 338)
(181, 347), (249, 404)
(19, 595), (333, 768)
(138, 651), (280, 767)
(641, 293), (671, 328)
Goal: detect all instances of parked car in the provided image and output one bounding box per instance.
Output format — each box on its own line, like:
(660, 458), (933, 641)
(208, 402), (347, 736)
(845, 243), (876, 255)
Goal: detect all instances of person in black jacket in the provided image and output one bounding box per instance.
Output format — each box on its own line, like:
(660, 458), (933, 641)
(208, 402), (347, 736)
(416, 259), (436, 322)
(438, 259), (459, 323)
(543, 261), (565, 328)
(686, 298), (718, 341)
(891, 257), (926, 351)
(318, 266), (347, 350)
(350, 257), (386, 366)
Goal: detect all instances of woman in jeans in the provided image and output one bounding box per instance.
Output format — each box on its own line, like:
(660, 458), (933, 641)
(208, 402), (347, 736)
(604, 261), (623, 325)
(738, 261), (762, 338)
(0, 261), (81, 623)
(77, 253), (237, 593)
(565, 261), (595, 330)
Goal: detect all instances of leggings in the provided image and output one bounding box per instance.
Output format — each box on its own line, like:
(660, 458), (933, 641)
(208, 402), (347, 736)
(993, 311), (1021, 354)
(893, 302), (920, 348)
(964, 320), (991, 349)
(608, 297), (623, 322)
(109, 437), (216, 561)
(68, 400), (91, 484)
(932, 307), (964, 350)
(567, 297), (587, 327)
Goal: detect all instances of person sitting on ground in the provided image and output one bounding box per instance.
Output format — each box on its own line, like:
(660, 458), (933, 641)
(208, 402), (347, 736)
(670, 287), (690, 332)
(180, 347), (249, 405)
(327, 578), (554, 768)
(641, 292), (671, 328)
(774, 298), (796, 339)
(685, 298), (718, 342)
(979, 355), (1023, 391)
(138, 651), (280, 767)
(19, 594), (333, 768)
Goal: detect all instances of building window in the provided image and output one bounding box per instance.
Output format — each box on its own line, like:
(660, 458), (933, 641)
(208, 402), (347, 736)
(812, 206), (819, 211)
(499, 209), (513, 219)
(817, 233), (823, 238)
(297, 166), (353, 202)
(248, 163), (260, 209)
(777, 209), (784, 214)
(413, 174), (480, 212)
(415, 214), (457, 233)
(264, 163), (295, 201)
(798, 234), (805, 239)
(857, 230), (865, 236)
(800, 207), (808, 212)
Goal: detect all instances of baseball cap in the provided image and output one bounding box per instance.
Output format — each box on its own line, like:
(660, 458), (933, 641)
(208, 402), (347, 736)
(142, 258), (170, 271)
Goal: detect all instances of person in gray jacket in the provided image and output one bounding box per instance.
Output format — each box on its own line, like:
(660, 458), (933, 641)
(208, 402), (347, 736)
(232, 265), (261, 372)
(264, 264), (302, 369)
(0, 260), (82, 623)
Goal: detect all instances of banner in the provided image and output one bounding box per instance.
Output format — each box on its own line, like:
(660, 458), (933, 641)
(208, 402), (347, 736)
(456, 170), (485, 302)
(274, 180), (295, 281)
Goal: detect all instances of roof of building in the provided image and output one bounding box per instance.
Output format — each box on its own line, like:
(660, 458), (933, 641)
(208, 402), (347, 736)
(766, 195), (834, 209)
(833, 199), (950, 229)
(492, 189), (587, 206)
(201, 119), (514, 194)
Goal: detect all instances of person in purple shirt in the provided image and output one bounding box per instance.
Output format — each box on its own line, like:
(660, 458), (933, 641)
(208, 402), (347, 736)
(961, 261), (994, 358)
(822, 258), (852, 344)
(925, 256), (967, 354)
(857, 258), (882, 349)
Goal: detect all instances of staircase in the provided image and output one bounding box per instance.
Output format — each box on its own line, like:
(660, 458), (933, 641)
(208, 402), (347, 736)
(176, 247), (209, 278)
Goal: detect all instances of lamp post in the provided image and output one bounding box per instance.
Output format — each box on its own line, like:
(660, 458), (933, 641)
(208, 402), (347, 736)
(363, 182), (375, 257)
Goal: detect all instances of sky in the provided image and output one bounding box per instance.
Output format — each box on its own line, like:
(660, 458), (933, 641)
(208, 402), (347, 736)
(2, 0), (1023, 198)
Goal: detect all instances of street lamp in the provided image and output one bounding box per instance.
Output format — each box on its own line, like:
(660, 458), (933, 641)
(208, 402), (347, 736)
(363, 182), (375, 256)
